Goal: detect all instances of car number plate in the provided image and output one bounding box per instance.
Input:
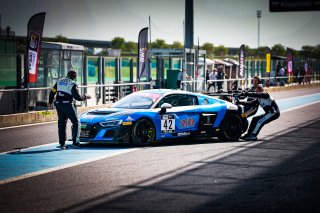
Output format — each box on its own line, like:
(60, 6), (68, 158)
(161, 114), (175, 133)
(80, 130), (90, 138)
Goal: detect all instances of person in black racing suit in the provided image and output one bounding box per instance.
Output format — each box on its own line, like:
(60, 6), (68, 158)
(238, 76), (280, 141)
(49, 69), (91, 149)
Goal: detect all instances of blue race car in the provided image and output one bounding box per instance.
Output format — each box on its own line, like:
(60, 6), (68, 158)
(79, 89), (248, 146)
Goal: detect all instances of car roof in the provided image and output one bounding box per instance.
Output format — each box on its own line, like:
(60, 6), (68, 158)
(138, 89), (195, 96)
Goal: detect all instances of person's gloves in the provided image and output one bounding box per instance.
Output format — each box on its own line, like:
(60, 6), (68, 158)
(84, 94), (92, 100)
(241, 91), (248, 97)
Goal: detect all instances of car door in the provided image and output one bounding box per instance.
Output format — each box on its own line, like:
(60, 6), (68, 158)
(154, 94), (200, 139)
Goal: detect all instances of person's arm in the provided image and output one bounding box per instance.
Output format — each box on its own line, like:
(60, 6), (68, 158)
(48, 83), (57, 107)
(71, 84), (91, 101)
(237, 98), (258, 107)
(244, 91), (269, 99)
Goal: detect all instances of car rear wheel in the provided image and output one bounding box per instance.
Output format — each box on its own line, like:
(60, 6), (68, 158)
(217, 112), (242, 142)
(132, 118), (156, 146)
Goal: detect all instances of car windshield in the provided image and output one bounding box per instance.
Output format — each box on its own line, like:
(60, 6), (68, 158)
(112, 92), (162, 109)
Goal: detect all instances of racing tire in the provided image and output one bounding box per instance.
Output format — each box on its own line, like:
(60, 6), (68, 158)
(131, 118), (156, 146)
(217, 112), (242, 142)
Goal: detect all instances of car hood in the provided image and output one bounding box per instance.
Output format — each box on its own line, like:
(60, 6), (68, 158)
(80, 107), (148, 123)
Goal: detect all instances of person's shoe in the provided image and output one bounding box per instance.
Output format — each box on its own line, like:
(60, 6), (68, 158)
(72, 142), (82, 147)
(60, 144), (68, 149)
(242, 133), (258, 141)
(240, 133), (251, 140)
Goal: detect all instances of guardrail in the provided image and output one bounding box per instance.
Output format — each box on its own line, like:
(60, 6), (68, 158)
(0, 82), (152, 115)
(0, 74), (319, 115)
(181, 74), (320, 93)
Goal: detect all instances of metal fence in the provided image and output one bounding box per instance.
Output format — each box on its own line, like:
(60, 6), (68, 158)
(0, 82), (152, 115)
(181, 73), (320, 93)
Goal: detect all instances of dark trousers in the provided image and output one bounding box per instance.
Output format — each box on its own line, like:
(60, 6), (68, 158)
(247, 111), (280, 136)
(55, 103), (80, 145)
(176, 80), (181, 89)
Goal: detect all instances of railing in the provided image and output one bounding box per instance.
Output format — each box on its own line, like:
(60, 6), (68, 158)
(0, 82), (152, 115)
(0, 74), (319, 115)
(181, 73), (320, 93)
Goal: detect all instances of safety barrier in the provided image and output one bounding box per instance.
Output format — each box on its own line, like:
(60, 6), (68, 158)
(181, 73), (320, 93)
(1, 76), (320, 128)
(0, 82), (152, 115)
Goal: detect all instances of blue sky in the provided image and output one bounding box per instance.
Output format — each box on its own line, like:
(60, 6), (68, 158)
(1, 0), (320, 49)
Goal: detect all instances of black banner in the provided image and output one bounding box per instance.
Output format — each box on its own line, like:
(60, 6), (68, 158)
(137, 27), (148, 80)
(27, 12), (46, 83)
(239, 44), (245, 78)
(270, 0), (320, 12)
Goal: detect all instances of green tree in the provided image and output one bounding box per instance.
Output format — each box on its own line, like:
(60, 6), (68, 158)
(301, 45), (316, 58)
(125, 41), (137, 53)
(315, 44), (320, 59)
(151, 39), (169, 49)
(202, 42), (214, 58)
(54, 34), (68, 42)
(271, 44), (286, 56)
(111, 37), (126, 50)
(257, 46), (268, 57)
(214, 45), (228, 57)
(171, 41), (183, 49)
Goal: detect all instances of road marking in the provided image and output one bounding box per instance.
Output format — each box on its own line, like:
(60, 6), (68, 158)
(0, 145), (139, 185)
(0, 92), (319, 185)
(0, 121), (57, 131)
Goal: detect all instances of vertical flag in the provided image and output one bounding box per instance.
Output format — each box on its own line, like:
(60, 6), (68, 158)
(286, 48), (293, 74)
(265, 47), (272, 87)
(137, 27), (148, 80)
(239, 44), (245, 78)
(27, 12), (46, 83)
(266, 47), (271, 73)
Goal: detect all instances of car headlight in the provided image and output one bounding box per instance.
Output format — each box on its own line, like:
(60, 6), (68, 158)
(100, 120), (122, 127)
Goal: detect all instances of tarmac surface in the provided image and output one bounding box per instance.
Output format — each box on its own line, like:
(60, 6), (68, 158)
(0, 87), (320, 212)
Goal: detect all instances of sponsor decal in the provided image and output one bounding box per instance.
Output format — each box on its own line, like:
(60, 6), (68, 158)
(28, 50), (37, 75)
(126, 116), (134, 121)
(180, 118), (194, 128)
(122, 121), (132, 126)
(177, 132), (191, 136)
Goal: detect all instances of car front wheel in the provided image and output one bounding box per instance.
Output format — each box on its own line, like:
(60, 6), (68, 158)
(131, 118), (156, 146)
(217, 112), (242, 142)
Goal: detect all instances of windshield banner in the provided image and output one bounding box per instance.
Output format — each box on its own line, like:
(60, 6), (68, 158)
(27, 12), (46, 83)
(137, 27), (148, 80)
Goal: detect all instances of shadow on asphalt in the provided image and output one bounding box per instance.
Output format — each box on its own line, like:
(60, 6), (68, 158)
(56, 118), (320, 212)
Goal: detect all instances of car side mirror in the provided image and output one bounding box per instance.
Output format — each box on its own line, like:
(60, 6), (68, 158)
(160, 103), (172, 114)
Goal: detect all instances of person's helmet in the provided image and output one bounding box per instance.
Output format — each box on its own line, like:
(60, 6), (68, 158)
(67, 69), (77, 80)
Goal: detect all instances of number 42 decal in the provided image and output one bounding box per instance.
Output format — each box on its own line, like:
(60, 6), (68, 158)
(161, 114), (175, 133)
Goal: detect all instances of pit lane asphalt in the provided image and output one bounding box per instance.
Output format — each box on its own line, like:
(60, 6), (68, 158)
(0, 87), (320, 212)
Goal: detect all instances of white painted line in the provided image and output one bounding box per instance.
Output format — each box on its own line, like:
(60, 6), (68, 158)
(0, 142), (59, 155)
(0, 121), (57, 131)
(0, 148), (139, 185)
(281, 100), (320, 113)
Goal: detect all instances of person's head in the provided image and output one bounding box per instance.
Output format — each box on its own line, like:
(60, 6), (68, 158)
(67, 69), (77, 80)
(255, 84), (264, 92)
(252, 76), (262, 87)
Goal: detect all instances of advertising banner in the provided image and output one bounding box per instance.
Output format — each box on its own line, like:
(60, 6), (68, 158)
(239, 44), (245, 78)
(266, 47), (271, 73)
(286, 48), (293, 74)
(27, 12), (46, 83)
(137, 27), (148, 80)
